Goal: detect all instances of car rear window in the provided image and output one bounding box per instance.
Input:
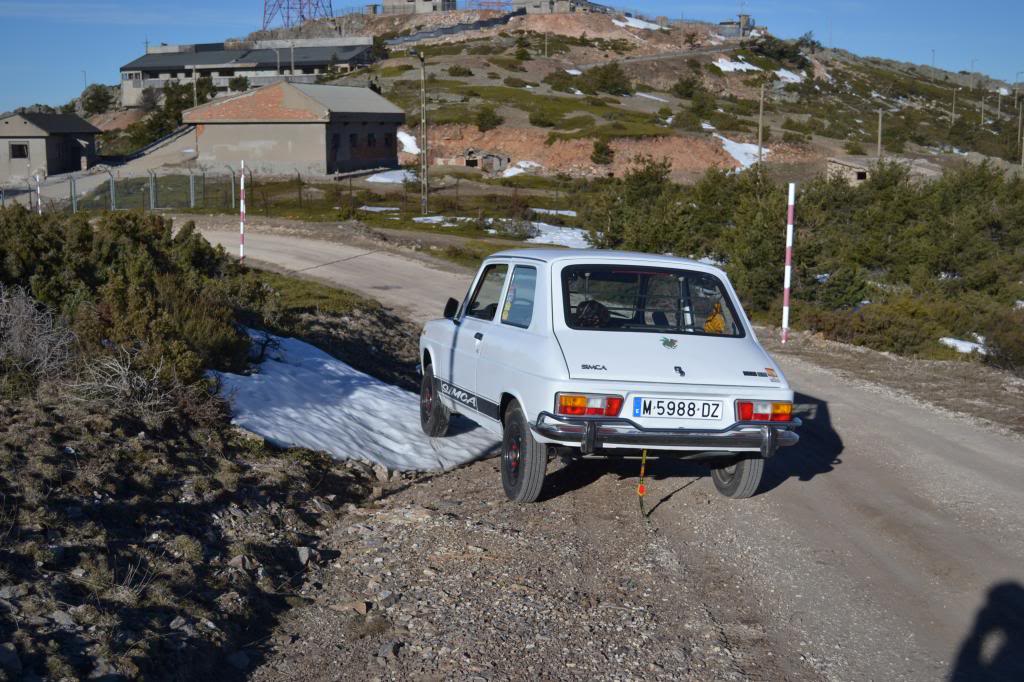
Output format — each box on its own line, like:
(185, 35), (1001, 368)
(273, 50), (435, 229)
(561, 264), (744, 337)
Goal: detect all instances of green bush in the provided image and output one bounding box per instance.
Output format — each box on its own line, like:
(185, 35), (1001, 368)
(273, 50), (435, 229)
(579, 63), (632, 96)
(447, 64), (474, 77)
(590, 140), (614, 165)
(475, 104), (504, 132)
(529, 110), (559, 127)
(844, 139), (867, 154)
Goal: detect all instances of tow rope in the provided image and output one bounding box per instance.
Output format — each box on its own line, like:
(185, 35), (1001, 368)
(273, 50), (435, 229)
(637, 449), (649, 518)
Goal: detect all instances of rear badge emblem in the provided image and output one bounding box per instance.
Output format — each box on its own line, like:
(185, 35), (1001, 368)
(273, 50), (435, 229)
(660, 337), (678, 349)
(674, 366), (686, 377)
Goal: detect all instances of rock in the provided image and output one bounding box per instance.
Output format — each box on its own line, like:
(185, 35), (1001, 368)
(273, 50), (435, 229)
(375, 591), (400, 609)
(0, 642), (21, 676)
(49, 610), (75, 627)
(372, 463), (390, 483)
(226, 651), (250, 670)
(296, 546), (312, 566)
(88, 658), (118, 679)
(378, 640), (402, 661)
(228, 554), (256, 570)
(0, 584), (28, 600)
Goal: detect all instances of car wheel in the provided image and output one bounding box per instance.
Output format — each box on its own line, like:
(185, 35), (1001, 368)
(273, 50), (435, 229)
(501, 401), (547, 503)
(710, 456), (764, 499)
(419, 366), (449, 437)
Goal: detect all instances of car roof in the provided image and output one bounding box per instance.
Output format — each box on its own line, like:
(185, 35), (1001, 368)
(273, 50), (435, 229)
(486, 248), (727, 275)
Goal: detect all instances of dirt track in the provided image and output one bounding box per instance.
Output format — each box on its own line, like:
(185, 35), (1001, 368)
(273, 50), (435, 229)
(201, 225), (1024, 681)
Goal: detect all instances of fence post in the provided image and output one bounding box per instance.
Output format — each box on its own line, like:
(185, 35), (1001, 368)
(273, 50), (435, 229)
(70, 176), (77, 213)
(1, 186), (5, 208)
(201, 172), (207, 207)
(147, 171), (157, 210)
(105, 170), (116, 210)
(225, 165), (236, 209)
(296, 171), (302, 207)
(781, 182), (796, 344)
(188, 170), (196, 209)
(240, 160), (246, 263)
(34, 175), (42, 215)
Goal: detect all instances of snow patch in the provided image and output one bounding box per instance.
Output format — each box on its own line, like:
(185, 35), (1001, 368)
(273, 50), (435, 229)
(714, 58), (761, 73)
(571, 88), (585, 96)
(636, 92), (669, 102)
(775, 68), (804, 84)
(1015, 300), (1024, 310)
(564, 68), (582, 76)
(358, 206), (400, 213)
(502, 160), (543, 178)
(397, 131), (420, 155)
(612, 16), (663, 30)
(714, 133), (766, 169)
(367, 169), (415, 184)
(530, 208), (577, 217)
(527, 223), (590, 249)
(939, 337), (987, 355)
(998, 87), (1011, 96)
(214, 331), (498, 471)
(412, 215), (446, 224)
(701, 121), (716, 130)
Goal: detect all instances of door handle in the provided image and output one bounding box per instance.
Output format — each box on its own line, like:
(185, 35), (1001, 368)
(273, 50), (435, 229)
(474, 332), (484, 341)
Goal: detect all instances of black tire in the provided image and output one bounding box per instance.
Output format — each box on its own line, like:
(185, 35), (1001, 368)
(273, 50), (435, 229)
(419, 367), (449, 437)
(710, 456), (764, 499)
(501, 401), (547, 503)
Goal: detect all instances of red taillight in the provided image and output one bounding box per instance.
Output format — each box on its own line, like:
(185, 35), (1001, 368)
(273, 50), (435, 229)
(736, 400), (792, 422)
(557, 393), (624, 417)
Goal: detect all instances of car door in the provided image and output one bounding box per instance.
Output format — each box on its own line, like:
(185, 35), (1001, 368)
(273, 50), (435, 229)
(476, 264), (539, 422)
(442, 262), (508, 416)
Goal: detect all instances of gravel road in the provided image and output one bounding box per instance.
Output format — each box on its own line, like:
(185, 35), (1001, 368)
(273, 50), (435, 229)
(200, 225), (1024, 681)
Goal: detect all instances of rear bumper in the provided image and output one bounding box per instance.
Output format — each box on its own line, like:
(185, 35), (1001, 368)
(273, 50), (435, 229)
(531, 412), (800, 457)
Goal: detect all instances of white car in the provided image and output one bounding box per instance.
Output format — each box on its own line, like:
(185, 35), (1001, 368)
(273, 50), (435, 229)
(419, 249), (800, 502)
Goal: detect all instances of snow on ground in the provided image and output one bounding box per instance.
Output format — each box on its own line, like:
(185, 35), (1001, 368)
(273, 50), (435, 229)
(714, 133), (766, 169)
(367, 169), (415, 184)
(998, 87), (1011, 96)
(397, 131), (420, 155)
(412, 215), (446, 224)
(527, 222), (590, 249)
(1015, 300), (1024, 311)
(612, 16), (662, 30)
(940, 337), (987, 355)
(571, 88), (585, 96)
(664, 115), (674, 125)
(701, 121), (716, 130)
(530, 208), (577, 217)
(776, 68), (804, 84)
(565, 68), (582, 76)
(636, 92), (669, 102)
(502, 160), (543, 178)
(215, 331), (498, 471)
(714, 58), (761, 73)
(359, 206), (399, 213)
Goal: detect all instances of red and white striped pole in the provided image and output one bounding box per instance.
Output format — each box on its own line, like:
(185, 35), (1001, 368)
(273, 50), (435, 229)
(781, 182), (795, 343)
(239, 160), (246, 263)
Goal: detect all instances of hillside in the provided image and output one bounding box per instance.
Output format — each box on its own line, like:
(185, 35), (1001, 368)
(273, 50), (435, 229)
(320, 11), (1020, 180)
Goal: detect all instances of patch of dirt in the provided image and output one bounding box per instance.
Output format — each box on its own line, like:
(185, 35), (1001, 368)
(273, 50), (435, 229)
(419, 123), (736, 179)
(88, 109), (145, 132)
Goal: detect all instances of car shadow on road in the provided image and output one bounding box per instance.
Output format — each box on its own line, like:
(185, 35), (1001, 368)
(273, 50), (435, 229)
(950, 581), (1024, 681)
(539, 455), (708, 503)
(759, 391), (844, 495)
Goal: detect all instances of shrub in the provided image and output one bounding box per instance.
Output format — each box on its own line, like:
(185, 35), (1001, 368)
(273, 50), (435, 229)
(590, 140), (614, 165)
(447, 64), (474, 77)
(844, 139), (867, 155)
(670, 76), (701, 99)
(529, 110), (559, 127)
(985, 310), (1024, 376)
(228, 75), (250, 92)
(503, 77), (532, 88)
(475, 104), (504, 132)
(543, 70), (576, 93)
(81, 84), (113, 115)
(0, 284), (74, 379)
(782, 130), (808, 144)
(580, 63), (632, 96)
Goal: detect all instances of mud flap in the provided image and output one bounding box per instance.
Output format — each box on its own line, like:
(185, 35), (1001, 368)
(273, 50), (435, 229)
(760, 426), (778, 458)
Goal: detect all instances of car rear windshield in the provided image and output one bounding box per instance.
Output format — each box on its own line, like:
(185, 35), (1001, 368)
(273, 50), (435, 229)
(561, 264), (744, 337)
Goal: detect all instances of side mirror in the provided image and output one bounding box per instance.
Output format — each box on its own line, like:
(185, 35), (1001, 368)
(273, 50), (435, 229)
(443, 297), (459, 320)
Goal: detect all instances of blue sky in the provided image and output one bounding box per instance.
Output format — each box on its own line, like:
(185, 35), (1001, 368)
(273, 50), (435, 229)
(1, 0), (1021, 112)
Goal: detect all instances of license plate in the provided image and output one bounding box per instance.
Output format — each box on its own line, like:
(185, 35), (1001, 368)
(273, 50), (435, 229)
(632, 397), (723, 420)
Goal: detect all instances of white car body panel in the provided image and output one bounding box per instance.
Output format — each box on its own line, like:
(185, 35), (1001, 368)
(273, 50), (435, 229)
(419, 249), (798, 453)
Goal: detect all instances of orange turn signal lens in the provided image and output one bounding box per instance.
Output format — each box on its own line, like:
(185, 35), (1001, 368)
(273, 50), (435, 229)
(556, 393), (624, 417)
(736, 400), (792, 422)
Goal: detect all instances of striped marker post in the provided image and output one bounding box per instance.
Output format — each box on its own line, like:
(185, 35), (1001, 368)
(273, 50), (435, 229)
(239, 160), (246, 263)
(781, 182), (796, 344)
(35, 175), (42, 215)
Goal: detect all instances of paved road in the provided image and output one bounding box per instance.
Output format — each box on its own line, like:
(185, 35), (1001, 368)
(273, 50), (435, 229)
(206, 229), (1024, 681)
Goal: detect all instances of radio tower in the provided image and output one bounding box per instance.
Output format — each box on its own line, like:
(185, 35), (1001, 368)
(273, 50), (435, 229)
(262, 0), (334, 30)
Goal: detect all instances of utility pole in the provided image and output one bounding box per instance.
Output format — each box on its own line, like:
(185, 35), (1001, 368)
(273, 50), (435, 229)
(192, 66), (198, 107)
(290, 42), (295, 76)
(980, 95), (985, 127)
(970, 58), (977, 90)
(951, 87), (959, 127)
(757, 80), (765, 165)
(275, 48), (281, 75)
(415, 50), (428, 215)
(1018, 106), (1023, 166)
(81, 70), (87, 90)
(544, 32), (548, 58)
(1016, 71), (1023, 110)
(877, 108), (883, 158)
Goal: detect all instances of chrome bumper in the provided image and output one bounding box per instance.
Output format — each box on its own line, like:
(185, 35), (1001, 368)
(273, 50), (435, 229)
(532, 412), (800, 457)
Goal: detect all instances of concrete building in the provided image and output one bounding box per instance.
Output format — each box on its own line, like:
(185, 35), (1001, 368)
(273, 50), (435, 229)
(120, 38), (375, 108)
(827, 155), (943, 186)
(380, 0), (456, 14)
(182, 81), (406, 175)
(513, 0), (571, 13)
(435, 148), (510, 174)
(0, 113), (99, 183)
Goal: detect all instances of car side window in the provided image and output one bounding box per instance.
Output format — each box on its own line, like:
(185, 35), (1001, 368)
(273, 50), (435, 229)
(501, 266), (537, 329)
(464, 264), (508, 321)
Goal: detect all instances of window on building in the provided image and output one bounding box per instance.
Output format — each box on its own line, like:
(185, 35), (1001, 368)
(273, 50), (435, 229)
(9, 143), (28, 160)
(349, 133), (358, 148)
(367, 133), (376, 148)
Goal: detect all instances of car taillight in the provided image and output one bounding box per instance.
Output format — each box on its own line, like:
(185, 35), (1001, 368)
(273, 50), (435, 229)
(556, 393), (624, 417)
(736, 400), (792, 422)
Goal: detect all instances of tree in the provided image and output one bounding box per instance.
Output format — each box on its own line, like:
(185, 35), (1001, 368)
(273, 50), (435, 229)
(228, 75), (250, 92)
(475, 104), (503, 132)
(590, 139), (614, 165)
(139, 88), (160, 113)
(81, 84), (113, 115)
